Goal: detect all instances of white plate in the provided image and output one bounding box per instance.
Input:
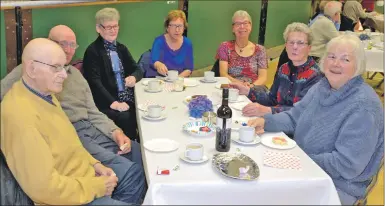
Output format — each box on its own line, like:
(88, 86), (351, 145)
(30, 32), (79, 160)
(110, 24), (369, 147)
(184, 79), (199, 87)
(179, 153), (209, 164)
(231, 133), (261, 145)
(144, 87), (163, 93)
(199, 79), (217, 83)
(215, 84), (223, 89)
(228, 96), (244, 103)
(182, 121), (215, 137)
(144, 138), (179, 153)
(261, 134), (296, 150)
(230, 102), (248, 111)
(138, 103), (165, 111)
(142, 113), (167, 121)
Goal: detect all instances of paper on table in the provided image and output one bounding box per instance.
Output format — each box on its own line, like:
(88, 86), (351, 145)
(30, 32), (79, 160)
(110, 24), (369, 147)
(263, 150), (302, 170)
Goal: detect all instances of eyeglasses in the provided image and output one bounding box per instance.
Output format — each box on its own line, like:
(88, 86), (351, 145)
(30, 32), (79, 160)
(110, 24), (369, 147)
(168, 24), (184, 29)
(50, 39), (79, 50)
(99, 24), (120, 31)
(232, 21), (251, 28)
(286, 41), (309, 47)
(33, 60), (70, 73)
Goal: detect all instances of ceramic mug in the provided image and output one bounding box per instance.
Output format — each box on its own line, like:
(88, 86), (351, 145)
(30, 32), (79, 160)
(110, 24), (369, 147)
(185, 143), (204, 161)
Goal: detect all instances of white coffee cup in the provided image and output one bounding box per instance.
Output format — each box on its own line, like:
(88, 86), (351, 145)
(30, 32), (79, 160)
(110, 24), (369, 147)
(148, 80), (161, 91)
(239, 126), (255, 142)
(167, 70), (178, 81)
(229, 88), (239, 102)
(185, 143), (204, 161)
(204, 71), (215, 82)
(147, 105), (162, 118)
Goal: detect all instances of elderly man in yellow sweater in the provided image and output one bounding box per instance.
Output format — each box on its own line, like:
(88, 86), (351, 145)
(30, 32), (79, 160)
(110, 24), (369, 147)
(1, 39), (137, 205)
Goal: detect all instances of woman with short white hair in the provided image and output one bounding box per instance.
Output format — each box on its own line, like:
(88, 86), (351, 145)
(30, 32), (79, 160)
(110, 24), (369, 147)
(247, 34), (384, 205)
(309, 1), (342, 60)
(215, 10), (268, 87)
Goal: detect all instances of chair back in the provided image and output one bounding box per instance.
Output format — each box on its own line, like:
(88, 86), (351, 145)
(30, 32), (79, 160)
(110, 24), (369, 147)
(211, 59), (220, 77)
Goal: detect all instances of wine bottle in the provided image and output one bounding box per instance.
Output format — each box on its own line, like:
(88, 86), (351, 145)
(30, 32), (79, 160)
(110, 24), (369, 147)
(215, 88), (232, 152)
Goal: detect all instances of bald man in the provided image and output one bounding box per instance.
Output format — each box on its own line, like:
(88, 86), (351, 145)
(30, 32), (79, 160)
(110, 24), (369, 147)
(1, 29), (145, 204)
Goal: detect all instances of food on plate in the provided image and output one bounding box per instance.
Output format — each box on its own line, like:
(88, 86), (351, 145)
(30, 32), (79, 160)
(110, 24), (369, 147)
(199, 126), (211, 132)
(272, 137), (288, 145)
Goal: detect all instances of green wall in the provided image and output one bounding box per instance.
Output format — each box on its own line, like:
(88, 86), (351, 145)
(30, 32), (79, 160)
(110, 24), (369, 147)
(375, 4), (384, 14)
(188, 1), (261, 69)
(264, 0), (311, 48)
(32, 1), (178, 63)
(1, 11), (6, 79)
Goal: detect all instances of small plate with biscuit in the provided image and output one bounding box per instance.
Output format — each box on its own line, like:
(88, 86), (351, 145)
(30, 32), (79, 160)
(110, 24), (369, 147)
(260, 132), (296, 150)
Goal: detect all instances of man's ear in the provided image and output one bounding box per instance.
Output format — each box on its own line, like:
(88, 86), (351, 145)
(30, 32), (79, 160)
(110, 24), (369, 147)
(25, 60), (37, 79)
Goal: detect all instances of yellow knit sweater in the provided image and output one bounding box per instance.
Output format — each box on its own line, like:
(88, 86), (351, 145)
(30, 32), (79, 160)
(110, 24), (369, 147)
(1, 80), (107, 205)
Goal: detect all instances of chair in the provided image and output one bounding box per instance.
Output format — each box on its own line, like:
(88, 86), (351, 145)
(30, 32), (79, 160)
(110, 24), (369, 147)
(137, 49), (154, 78)
(211, 59), (220, 77)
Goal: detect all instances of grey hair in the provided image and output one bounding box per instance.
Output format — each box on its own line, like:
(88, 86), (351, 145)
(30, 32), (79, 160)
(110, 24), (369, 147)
(319, 34), (366, 77)
(232, 10), (252, 24)
(95, 8), (120, 25)
(324, 1), (342, 17)
(283, 22), (313, 45)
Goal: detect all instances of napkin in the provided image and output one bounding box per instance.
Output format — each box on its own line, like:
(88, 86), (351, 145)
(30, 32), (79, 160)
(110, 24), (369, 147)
(263, 150), (301, 170)
(164, 83), (175, 92)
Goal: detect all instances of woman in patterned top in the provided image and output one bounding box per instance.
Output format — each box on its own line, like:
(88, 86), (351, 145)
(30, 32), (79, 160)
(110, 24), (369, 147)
(215, 10), (268, 87)
(83, 8), (143, 140)
(230, 22), (323, 117)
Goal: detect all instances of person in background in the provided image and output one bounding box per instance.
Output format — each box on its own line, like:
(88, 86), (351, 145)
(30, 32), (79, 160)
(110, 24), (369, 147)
(1, 25), (146, 204)
(343, 0), (369, 30)
(148, 10), (193, 78)
(83, 8), (143, 141)
(361, 0), (375, 12)
(248, 34), (384, 205)
(216, 10), (268, 88)
(230, 23), (322, 117)
(1, 38), (144, 205)
(309, 1), (342, 61)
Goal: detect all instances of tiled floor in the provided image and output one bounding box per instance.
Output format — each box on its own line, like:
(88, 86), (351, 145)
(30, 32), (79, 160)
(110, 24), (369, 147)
(192, 58), (384, 205)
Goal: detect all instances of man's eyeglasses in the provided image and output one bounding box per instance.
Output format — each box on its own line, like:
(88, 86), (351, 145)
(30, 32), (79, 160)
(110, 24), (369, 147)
(232, 21), (251, 28)
(33, 60), (70, 73)
(99, 24), (120, 31)
(286, 41), (309, 47)
(168, 24), (184, 29)
(50, 39), (79, 50)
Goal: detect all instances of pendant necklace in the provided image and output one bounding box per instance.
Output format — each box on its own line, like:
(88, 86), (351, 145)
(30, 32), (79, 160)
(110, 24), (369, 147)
(235, 41), (248, 53)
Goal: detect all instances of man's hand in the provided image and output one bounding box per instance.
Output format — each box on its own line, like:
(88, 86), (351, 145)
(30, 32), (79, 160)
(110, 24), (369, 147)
(112, 129), (132, 155)
(242, 103), (272, 117)
(125, 76), (136, 88)
(229, 82), (250, 95)
(94, 162), (116, 177)
(247, 118), (265, 135)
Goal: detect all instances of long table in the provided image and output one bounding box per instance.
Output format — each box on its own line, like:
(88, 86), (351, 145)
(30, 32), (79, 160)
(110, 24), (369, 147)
(135, 77), (341, 205)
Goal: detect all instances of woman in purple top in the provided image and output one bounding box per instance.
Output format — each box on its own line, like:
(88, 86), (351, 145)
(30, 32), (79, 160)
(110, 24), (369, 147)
(149, 10), (194, 78)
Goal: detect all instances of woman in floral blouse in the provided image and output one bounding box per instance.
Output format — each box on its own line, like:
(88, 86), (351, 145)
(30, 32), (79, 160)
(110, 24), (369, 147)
(215, 10), (268, 87)
(230, 22), (323, 116)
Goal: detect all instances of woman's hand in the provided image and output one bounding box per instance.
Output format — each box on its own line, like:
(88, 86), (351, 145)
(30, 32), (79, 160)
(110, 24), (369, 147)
(110, 101), (129, 112)
(154, 61), (168, 76)
(125, 76), (136, 87)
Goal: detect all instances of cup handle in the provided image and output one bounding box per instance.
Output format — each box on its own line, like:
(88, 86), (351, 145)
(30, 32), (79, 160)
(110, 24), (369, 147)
(185, 149), (190, 158)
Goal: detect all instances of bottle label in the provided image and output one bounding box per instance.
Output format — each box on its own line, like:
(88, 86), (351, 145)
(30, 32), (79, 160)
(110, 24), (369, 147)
(216, 117), (232, 129)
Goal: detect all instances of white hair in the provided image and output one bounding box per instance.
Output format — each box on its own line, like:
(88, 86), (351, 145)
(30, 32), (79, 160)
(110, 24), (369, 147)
(95, 8), (120, 25)
(283, 22), (313, 45)
(232, 10), (252, 24)
(324, 1), (342, 17)
(319, 34), (366, 77)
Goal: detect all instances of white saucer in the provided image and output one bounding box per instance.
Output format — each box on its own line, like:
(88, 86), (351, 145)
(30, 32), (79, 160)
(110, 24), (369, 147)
(179, 153), (209, 164)
(144, 138), (179, 153)
(230, 102), (248, 111)
(165, 77), (177, 82)
(228, 97), (244, 103)
(144, 87), (163, 93)
(142, 113), (167, 121)
(200, 79), (217, 83)
(231, 133), (261, 145)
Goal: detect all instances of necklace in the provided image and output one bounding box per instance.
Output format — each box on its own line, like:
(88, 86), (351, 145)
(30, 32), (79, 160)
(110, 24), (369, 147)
(235, 41), (248, 53)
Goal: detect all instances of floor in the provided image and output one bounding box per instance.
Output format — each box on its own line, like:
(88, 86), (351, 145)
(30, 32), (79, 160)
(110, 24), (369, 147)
(192, 58), (384, 205)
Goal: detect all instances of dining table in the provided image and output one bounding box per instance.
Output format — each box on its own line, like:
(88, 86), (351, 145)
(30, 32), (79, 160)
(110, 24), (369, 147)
(135, 77), (341, 205)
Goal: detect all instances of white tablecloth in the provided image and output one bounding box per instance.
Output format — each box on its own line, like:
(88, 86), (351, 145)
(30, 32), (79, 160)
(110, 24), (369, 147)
(358, 33), (384, 72)
(135, 77), (341, 205)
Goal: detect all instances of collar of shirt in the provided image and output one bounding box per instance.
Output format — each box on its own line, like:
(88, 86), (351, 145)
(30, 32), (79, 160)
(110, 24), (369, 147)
(22, 78), (56, 106)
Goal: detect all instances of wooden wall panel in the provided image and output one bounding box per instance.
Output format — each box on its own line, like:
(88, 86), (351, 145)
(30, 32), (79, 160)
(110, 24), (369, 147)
(4, 8), (32, 73)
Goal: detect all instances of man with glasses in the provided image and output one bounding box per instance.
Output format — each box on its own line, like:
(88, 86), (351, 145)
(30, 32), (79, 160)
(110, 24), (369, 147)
(1, 38), (143, 205)
(1, 26), (145, 205)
